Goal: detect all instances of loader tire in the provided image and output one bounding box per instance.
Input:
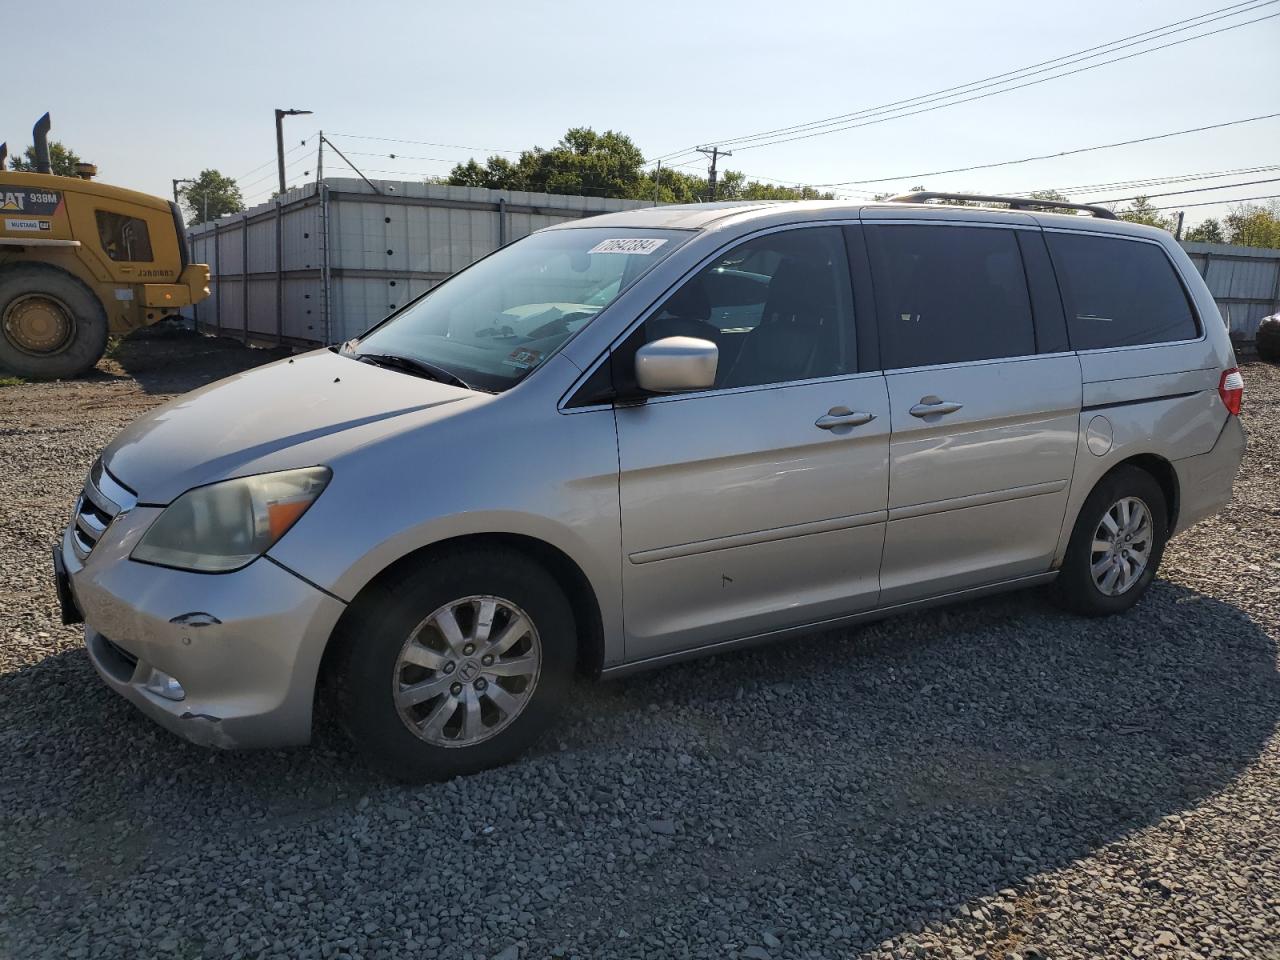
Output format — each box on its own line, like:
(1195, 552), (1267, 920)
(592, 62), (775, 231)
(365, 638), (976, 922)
(0, 263), (109, 380)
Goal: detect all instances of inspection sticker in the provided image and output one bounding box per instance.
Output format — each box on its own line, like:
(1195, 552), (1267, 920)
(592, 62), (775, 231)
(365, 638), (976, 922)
(588, 237), (668, 255)
(5, 218), (49, 232)
(503, 347), (543, 369)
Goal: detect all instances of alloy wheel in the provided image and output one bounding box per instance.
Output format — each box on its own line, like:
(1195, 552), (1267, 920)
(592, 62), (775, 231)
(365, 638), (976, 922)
(1090, 496), (1154, 597)
(392, 594), (542, 748)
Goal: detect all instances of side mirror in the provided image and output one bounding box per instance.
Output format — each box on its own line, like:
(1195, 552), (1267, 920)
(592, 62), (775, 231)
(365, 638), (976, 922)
(634, 336), (718, 393)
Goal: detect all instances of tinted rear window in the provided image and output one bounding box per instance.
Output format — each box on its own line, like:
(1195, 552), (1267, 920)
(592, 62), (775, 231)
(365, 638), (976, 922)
(1046, 233), (1198, 350)
(866, 225), (1035, 369)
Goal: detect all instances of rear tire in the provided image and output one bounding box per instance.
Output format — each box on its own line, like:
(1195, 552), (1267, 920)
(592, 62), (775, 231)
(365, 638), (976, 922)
(0, 264), (109, 380)
(331, 547), (576, 783)
(1053, 465), (1169, 616)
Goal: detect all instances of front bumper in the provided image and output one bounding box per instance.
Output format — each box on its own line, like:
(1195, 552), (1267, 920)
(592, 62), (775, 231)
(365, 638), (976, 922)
(60, 506), (347, 749)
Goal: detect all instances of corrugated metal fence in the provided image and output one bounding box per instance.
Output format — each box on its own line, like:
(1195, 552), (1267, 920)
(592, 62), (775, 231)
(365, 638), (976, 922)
(187, 178), (651, 346)
(1182, 241), (1280, 342)
(188, 189), (1280, 347)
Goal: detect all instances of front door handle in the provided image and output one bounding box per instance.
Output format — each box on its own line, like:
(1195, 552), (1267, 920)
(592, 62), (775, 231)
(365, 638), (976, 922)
(815, 407), (876, 430)
(909, 396), (964, 418)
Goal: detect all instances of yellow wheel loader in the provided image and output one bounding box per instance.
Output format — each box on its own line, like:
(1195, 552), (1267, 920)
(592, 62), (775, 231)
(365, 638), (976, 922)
(0, 114), (210, 379)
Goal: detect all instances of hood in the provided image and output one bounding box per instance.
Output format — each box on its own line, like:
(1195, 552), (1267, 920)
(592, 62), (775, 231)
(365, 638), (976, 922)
(103, 349), (473, 503)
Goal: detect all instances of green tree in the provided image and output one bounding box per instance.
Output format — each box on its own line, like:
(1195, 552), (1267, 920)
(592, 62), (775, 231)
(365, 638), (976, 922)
(448, 127), (833, 202)
(448, 156), (522, 190)
(1023, 189), (1079, 213)
(448, 128), (645, 198)
(1184, 218), (1224, 243)
(712, 170), (834, 201)
(9, 141), (85, 177)
(1223, 200), (1280, 249)
(1115, 196), (1174, 231)
(180, 169), (244, 225)
(873, 185), (928, 201)
(644, 166), (706, 204)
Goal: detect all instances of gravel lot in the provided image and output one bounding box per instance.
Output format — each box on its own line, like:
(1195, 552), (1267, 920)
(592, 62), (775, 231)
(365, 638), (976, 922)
(1, 327), (1278, 960)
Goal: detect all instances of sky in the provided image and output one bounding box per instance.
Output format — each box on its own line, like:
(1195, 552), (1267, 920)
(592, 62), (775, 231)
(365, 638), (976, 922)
(3, 0), (1277, 227)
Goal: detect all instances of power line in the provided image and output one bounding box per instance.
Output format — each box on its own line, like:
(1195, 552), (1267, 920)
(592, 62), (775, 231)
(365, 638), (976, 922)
(647, 1), (1279, 162)
(339, 149), (470, 164)
(348, 167), (453, 177)
(241, 153), (314, 203)
(238, 145), (313, 192)
(717, 168), (880, 197)
(647, 0), (1275, 161)
(305, 167), (654, 199)
(737, 11), (1279, 153)
(1010, 163), (1280, 196)
(1152, 193), (1280, 211)
(327, 132), (523, 155)
(1085, 176), (1280, 204)
(805, 112), (1280, 187)
(716, 0), (1275, 152)
(232, 136), (313, 183)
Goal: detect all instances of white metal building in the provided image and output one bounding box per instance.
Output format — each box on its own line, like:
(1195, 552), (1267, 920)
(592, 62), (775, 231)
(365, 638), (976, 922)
(186, 178), (652, 346)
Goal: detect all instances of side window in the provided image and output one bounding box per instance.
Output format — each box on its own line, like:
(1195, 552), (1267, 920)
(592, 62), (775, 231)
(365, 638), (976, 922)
(866, 225), (1035, 369)
(638, 226), (856, 390)
(1045, 233), (1199, 350)
(95, 210), (154, 262)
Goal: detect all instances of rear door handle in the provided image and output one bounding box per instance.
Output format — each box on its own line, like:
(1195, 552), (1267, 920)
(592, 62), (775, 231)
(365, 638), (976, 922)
(815, 408), (876, 430)
(909, 397), (964, 418)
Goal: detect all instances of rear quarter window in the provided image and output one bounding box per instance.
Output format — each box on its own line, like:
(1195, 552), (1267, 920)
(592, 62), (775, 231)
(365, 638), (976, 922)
(1046, 233), (1199, 350)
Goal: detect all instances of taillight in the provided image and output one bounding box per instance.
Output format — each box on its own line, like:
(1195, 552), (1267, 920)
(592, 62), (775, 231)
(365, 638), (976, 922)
(1218, 367), (1244, 415)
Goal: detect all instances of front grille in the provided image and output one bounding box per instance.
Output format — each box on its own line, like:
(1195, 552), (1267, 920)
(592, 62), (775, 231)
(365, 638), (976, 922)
(69, 459), (137, 560)
(88, 631), (140, 683)
(101, 635), (139, 669)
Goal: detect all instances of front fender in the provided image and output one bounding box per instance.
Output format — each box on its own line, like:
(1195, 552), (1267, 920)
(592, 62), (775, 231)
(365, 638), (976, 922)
(267, 383), (624, 666)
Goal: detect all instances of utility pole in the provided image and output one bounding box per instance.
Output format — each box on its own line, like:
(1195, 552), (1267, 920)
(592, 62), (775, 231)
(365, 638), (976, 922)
(1174, 210), (1185, 240)
(275, 107), (313, 195)
(653, 160), (661, 205)
(696, 145), (732, 201)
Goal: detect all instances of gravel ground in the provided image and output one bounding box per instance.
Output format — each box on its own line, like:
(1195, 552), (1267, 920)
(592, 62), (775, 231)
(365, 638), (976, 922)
(1, 328), (1278, 960)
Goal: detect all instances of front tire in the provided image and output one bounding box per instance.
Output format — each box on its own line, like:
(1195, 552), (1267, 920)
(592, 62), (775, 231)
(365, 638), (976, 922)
(331, 548), (576, 782)
(1053, 465), (1169, 616)
(0, 264), (109, 380)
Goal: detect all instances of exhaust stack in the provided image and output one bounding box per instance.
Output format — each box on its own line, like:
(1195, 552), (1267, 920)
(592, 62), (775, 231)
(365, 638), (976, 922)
(33, 113), (52, 175)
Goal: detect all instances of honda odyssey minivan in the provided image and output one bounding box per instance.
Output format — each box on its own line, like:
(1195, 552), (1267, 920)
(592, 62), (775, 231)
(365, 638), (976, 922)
(55, 194), (1245, 781)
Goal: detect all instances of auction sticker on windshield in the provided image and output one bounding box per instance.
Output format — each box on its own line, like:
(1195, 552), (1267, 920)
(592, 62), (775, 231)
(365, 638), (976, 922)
(588, 238), (669, 255)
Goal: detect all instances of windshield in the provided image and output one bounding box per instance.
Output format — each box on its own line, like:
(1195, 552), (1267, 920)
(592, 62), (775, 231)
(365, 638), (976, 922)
(348, 227), (691, 392)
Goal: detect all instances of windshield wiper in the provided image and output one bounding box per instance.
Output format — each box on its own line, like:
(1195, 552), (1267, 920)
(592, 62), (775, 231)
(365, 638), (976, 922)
(356, 353), (475, 391)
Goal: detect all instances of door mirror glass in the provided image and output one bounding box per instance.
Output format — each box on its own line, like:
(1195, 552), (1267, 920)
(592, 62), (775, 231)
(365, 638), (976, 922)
(634, 336), (718, 393)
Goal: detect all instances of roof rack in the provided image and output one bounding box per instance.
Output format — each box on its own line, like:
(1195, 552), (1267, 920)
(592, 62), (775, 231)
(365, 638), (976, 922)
(888, 191), (1118, 220)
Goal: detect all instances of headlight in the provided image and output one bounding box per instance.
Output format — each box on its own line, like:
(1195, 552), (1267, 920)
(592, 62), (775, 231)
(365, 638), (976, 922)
(131, 467), (331, 573)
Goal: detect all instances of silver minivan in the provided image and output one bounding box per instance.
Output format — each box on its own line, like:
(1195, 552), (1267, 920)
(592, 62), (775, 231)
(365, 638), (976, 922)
(55, 195), (1246, 780)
